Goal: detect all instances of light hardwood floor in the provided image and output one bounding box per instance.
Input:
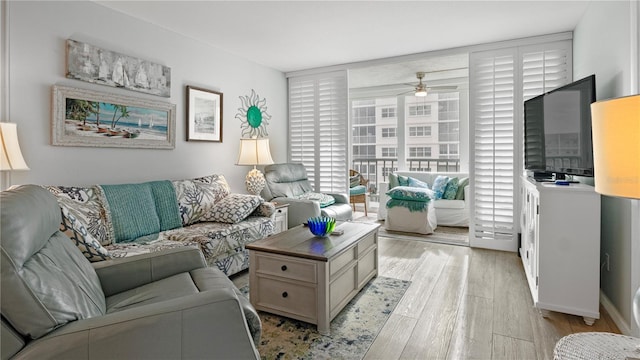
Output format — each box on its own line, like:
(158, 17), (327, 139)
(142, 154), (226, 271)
(232, 223), (620, 360)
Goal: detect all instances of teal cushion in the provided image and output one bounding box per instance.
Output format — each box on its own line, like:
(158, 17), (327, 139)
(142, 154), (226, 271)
(456, 177), (469, 200)
(398, 175), (410, 186)
(100, 183), (161, 243)
(296, 192), (336, 208)
(443, 177), (459, 200)
(388, 173), (399, 189)
(431, 175), (450, 199)
(349, 185), (367, 195)
(386, 186), (434, 202)
(407, 177), (430, 189)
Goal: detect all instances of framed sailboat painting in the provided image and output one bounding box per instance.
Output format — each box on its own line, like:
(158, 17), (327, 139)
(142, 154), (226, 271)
(186, 86), (223, 142)
(52, 85), (176, 149)
(66, 39), (171, 98)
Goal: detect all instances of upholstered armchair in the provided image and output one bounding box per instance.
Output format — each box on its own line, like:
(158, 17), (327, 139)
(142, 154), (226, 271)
(1, 185), (261, 360)
(261, 163), (353, 228)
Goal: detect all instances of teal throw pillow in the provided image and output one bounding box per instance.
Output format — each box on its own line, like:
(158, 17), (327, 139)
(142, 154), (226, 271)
(386, 186), (434, 202)
(456, 177), (469, 200)
(443, 177), (459, 200)
(407, 177), (430, 189)
(388, 173), (399, 189)
(296, 192), (336, 208)
(398, 175), (410, 186)
(431, 175), (450, 199)
(350, 174), (361, 188)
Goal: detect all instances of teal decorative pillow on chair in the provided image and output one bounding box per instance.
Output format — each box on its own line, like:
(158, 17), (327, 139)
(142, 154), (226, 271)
(431, 175), (450, 199)
(388, 173), (399, 189)
(443, 177), (459, 200)
(386, 186), (434, 202)
(408, 177), (430, 189)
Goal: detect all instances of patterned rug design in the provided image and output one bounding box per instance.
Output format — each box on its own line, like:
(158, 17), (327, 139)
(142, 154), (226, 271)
(240, 276), (410, 360)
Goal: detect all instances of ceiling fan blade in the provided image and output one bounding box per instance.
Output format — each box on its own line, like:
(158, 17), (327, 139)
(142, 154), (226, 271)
(427, 85), (458, 90)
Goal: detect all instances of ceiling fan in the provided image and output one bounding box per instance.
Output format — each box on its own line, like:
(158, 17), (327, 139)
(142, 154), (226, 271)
(403, 71), (459, 97)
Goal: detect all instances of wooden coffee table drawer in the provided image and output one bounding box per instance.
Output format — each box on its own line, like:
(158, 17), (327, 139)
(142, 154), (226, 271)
(254, 277), (317, 322)
(357, 232), (376, 255)
(255, 253), (317, 283)
(358, 246), (377, 287)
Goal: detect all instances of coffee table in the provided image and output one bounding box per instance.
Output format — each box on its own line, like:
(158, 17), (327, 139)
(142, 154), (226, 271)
(246, 221), (380, 334)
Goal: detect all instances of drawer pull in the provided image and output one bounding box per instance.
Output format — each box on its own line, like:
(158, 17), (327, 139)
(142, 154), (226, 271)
(277, 209), (282, 213)
(282, 291), (288, 298)
(281, 265), (287, 271)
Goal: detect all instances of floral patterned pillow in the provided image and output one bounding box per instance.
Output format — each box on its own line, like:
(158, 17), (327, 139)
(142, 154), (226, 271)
(59, 205), (111, 262)
(431, 176), (450, 199)
(45, 185), (113, 246)
(172, 175), (231, 225)
(202, 194), (263, 224)
(443, 177), (460, 200)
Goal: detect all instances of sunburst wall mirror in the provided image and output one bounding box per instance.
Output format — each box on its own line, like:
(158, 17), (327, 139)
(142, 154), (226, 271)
(235, 89), (271, 138)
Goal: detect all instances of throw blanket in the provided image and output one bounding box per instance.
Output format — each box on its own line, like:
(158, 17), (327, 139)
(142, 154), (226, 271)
(386, 199), (430, 213)
(100, 181), (182, 243)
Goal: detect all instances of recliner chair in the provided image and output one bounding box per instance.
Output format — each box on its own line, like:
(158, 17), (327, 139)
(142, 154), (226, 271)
(261, 163), (353, 228)
(1, 185), (261, 359)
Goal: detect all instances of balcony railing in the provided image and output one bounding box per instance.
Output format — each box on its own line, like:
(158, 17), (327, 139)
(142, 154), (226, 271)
(351, 158), (460, 195)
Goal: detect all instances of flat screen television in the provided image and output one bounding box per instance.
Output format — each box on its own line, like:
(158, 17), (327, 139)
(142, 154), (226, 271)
(524, 74), (596, 180)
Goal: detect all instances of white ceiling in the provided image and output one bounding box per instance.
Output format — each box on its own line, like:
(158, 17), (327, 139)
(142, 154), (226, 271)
(95, 0), (591, 87)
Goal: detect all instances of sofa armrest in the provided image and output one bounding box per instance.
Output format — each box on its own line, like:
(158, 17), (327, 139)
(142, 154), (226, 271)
(271, 197), (321, 228)
(327, 192), (349, 204)
(93, 247), (207, 297)
(463, 184), (470, 207)
(377, 182), (390, 220)
(15, 287), (259, 360)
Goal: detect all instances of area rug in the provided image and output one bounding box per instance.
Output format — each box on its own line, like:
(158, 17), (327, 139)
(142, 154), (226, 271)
(352, 214), (469, 246)
(240, 276), (410, 360)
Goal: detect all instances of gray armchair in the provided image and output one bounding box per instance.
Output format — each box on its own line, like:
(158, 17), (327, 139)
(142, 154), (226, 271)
(1, 185), (260, 360)
(261, 163), (353, 228)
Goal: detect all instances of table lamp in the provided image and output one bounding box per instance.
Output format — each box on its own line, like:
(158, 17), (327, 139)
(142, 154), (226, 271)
(590, 94), (640, 199)
(1, 123), (30, 189)
(236, 137), (274, 196)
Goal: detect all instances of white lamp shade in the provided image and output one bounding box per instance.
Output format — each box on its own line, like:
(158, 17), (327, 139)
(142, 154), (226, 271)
(0, 123), (29, 171)
(590, 94), (640, 199)
(236, 138), (274, 166)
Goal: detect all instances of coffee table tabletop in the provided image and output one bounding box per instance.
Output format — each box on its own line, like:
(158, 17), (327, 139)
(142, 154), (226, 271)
(246, 221), (380, 261)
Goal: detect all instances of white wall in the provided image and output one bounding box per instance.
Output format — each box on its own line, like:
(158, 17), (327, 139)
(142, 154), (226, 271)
(574, 0), (639, 335)
(5, 1), (287, 191)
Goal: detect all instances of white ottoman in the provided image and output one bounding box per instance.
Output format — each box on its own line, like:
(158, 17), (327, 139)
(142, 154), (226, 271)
(385, 200), (437, 234)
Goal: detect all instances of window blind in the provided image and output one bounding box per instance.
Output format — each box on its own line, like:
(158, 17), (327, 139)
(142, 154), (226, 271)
(470, 49), (517, 245)
(469, 40), (571, 249)
(288, 70), (348, 193)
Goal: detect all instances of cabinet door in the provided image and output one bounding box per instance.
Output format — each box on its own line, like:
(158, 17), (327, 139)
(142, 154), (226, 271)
(521, 185), (539, 296)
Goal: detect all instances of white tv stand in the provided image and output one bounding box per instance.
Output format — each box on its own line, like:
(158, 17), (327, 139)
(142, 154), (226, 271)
(519, 176), (601, 325)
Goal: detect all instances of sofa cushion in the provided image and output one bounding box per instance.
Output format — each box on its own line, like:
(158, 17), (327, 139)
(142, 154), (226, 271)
(456, 177), (469, 200)
(172, 175), (231, 226)
(45, 185), (113, 246)
(386, 186), (434, 202)
(202, 194), (262, 224)
(407, 177), (430, 189)
(100, 183), (162, 243)
(59, 205), (111, 262)
(349, 185), (367, 196)
(443, 177), (460, 200)
(431, 175), (450, 199)
(433, 199), (466, 210)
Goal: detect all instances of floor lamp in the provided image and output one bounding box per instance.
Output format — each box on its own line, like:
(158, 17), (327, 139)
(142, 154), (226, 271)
(0, 122), (30, 190)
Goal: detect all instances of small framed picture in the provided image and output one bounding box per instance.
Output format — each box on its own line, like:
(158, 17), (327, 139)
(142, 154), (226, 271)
(186, 86), (223, 142)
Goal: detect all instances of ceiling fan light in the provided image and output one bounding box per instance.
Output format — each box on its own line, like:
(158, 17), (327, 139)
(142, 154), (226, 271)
(415, 89), (427, 97)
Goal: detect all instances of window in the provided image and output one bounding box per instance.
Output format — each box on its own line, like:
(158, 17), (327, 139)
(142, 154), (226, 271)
(409, 104), (431, 116)
(381, 147), (397, 157)
(382, 127), (396, 138)
(408, 146), (432, 158)
(438, 121), (459, 142)
(381, 107), (396, 118)
(439, 144), (459, 158)
(353, 145), (376, 158)
(289, 70), (348, 193)
(409, 126), (432, 137)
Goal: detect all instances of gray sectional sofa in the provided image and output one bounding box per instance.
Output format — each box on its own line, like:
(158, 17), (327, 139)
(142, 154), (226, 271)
(44, 174), (275, 276)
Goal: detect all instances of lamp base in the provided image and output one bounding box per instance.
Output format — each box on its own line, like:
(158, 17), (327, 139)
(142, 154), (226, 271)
(246, 168), (266, 196)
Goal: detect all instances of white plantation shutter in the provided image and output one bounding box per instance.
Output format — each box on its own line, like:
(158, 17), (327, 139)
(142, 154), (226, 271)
(469, 40), (571, 251)
(521, 42), (572, 102)
(288, 70), (348, 193)
(470, 49), (518, 250)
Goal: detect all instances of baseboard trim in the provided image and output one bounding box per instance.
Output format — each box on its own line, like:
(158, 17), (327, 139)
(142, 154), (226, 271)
(600, 290), (632, 335)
